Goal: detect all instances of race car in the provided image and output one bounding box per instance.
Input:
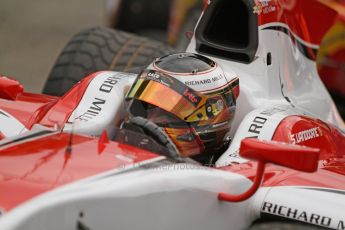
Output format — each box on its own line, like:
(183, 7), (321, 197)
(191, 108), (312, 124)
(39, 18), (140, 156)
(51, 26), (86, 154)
(1, 0), (345, 230)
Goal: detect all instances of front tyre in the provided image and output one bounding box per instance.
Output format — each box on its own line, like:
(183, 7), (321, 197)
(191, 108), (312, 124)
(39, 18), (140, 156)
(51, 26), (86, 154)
(43, 27), (174, 96)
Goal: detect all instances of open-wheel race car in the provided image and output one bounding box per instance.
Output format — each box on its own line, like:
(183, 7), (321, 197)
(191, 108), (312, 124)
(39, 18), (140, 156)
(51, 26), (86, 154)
(1, 0), (345, 229)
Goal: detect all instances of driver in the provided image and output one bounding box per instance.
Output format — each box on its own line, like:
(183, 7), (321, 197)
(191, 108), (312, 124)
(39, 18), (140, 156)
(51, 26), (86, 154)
(124, 53), (239, 165)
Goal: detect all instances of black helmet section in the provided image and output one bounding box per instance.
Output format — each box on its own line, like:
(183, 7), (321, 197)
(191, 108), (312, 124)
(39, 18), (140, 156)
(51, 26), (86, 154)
(154, 53), (216, 74)
(195, 0), (258, 63)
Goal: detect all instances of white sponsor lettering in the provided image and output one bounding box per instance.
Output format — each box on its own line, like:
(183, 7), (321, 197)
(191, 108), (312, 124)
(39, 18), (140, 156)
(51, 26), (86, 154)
(147, 72), (160, 79)
(253, 0), (276, 15)
(65, 71), (135, 136)
(290, 127), (322, 144)
(211, 74), (224, 82)
(185, 74), (225, 86)
(75, 98), (106, 122)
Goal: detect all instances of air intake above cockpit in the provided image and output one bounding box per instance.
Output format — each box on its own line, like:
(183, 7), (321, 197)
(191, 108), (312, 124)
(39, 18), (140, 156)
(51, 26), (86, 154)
(195, 0), (258, 63)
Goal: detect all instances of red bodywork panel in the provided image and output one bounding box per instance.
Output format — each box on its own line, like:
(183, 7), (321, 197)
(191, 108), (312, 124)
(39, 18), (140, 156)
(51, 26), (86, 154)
(0, 76), (58, 129)
(0, 93), (57, 129)
(1, 76), (345, 212)
(0, 100), (345, 213)
(0, 72), (100, 131)
(272, 115), (345, 177)
(222, 115), (345, 195)
(38, 72), (100, 128)
(240, 138), (320, 173)
(257, 0), (338, 45)
(0, 133), (159, 212)
(256, 0), (345, 98)
(219, 139), (320, 203)
(273, 115), (345, 160)
(223, 114), (345, 187)
(0, 77), (24, 100)
(319, 49), (345, 97)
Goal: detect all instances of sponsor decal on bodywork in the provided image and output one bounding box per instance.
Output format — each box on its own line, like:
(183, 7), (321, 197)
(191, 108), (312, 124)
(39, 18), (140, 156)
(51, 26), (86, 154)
(262, 201), (332, 228)
(248, 116), (268, 137)
(216, 105), (293, 166)
(290, 127), (323, 144)
(247, 105), (291, 138)
(74, 98), (106, 122)
(73, 74), (123, 123)
(245, 105), (291, 139)
(253, 0), (276, 15)
(65, 71), (135, 136)
(259, 187), (345, 230)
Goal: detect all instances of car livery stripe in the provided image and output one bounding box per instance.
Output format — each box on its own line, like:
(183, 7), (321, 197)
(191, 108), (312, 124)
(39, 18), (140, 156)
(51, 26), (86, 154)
(0, 109), (28, 138)
(0, 130), (58, 150)
(262, 25), (319, 61)
(0, 111), (9, 118)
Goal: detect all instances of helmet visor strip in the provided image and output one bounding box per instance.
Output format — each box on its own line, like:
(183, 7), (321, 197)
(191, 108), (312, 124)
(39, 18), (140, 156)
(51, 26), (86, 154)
(126, 69), (236, 123)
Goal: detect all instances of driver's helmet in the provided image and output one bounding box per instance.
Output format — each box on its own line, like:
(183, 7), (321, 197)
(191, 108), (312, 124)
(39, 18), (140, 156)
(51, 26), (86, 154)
(125, 53), (239, 161)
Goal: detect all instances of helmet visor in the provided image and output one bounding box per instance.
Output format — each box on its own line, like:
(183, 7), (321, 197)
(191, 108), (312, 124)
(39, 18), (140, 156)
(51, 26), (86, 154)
(126, 70), (237, 123)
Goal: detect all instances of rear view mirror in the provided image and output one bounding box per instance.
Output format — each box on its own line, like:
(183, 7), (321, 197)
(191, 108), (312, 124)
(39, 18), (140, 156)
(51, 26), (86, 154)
(218, 138), (320, 202)
(239, 138), (320, 172)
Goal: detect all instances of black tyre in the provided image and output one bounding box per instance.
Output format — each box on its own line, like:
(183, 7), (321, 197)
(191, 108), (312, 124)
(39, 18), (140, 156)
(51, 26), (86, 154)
(113, 0), (172, 42)
(43, 27), (174, 96)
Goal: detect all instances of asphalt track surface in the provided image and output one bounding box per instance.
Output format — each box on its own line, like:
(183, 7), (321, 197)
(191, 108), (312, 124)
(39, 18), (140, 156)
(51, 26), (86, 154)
(0, 0), (104, 93)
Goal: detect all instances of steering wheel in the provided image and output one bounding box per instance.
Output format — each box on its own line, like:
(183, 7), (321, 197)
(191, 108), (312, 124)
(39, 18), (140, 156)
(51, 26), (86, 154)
(122, 116), (181, 161)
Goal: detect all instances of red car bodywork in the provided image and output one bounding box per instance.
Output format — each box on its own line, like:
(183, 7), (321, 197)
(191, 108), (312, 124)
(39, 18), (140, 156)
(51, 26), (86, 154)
(0, 72), (101, 135)
(1, 74), (345, 213)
